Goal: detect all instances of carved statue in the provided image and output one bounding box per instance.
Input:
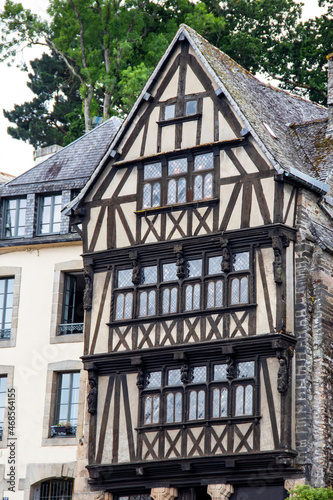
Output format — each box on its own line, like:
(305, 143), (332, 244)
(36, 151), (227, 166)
(83, 264), (94, 310)
(136, 365), (145, 389)
(129, 250), (141, 285)
(272, 235), (283, 284)
(174, 244), (186, 279)
(226, 356), (236, 380)
(220, 237), (231, 273)
(181, 362), (190, 384)
(277, 356), (289, 393)
(87, 370), (98, 414)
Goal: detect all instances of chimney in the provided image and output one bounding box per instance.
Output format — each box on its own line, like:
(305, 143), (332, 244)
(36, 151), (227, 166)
(327, 53), (333, 137)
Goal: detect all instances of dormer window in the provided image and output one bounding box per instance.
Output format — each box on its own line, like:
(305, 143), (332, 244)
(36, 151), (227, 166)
(2, 198), (26, 238)
(141, 151), (215, 209)
(37, 194), (62, 235)
(186, 100), (197, 115)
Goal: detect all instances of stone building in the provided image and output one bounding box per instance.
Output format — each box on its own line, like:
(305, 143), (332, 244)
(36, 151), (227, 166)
(65, 26), (333, 500)
(0, 117), (120, 500)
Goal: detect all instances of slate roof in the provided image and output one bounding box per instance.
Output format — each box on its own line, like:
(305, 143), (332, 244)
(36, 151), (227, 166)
(1, 116), (122, 197)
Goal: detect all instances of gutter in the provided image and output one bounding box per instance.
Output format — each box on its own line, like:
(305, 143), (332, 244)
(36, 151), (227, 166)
(278, 166), (329, 195)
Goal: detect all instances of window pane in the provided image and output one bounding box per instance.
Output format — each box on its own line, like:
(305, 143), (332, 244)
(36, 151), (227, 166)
(170, 288), (178, 313)
(148, 291), (156, 315)
(192, 366), (207, 383)
(144, 163), (162, 179)
(146, 372), (161, 388)
(177, 178), (186, 203)
(244, 386), (253, 415)
(215, 280), (223, 307)
(204, 173), (213, 199)
(220, 388), (228, 417)
(186, 100), (197, 115)
(117, 269), (132, 288)
(213, 388), (220, 418)
(194, 175), (202, 201)
(168, 179), (177, 204)
(193, 283), (200, 309)
(141, 266), (157, 284)
(189, 391), (197, 420)
(166, 393), (174, 422)
(162, 289), (169, 314)
(165, 104), (175, 120)
(231, 279), (240, 305)
(214, 364), (227, 381)
(187, 259), (202, 277)
(175, 392), (182, 422)
(143, 184), (152, 208)
(153, 395), (160, 423)
(163, 263), (177, 282)
(237, 362), (255, 378)
(207, 282), (215, 308)
(235, 386), (244, 415)
(185, 285), (193, 311)
(233, 252), (250, 271)
(194, 152), (214, 171)
(116, 294), (124, 319)
(145, 397), (152, 424)
(168, 158), (187, 176)
(168, 369), (182, 386)
(152, 183), (160, 207)
(139, 292), (147, 317)
(240, 277), (248, 303)
(124, 294), (133, 318)
(197, 390), (205, 419)
(208, 256), (222, 275)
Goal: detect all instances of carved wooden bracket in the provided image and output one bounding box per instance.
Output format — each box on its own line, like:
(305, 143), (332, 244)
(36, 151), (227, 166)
(269, 231), (290, 285)
(272, 339), (294, 394)
(220, 237), (231, 273)
(129, 250), (141, 285)
(136, 364), (145, 389)
(174, 244), (186, 279)
(207, 483), (234, 500)
(87, 368), (98, 415)
(83, 263), (94, 310)
(151, 487), (178, 500)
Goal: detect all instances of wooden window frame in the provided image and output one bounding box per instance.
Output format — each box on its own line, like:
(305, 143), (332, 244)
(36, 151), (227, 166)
(37, 193), (62, 235)
(2, 197), (27, 239)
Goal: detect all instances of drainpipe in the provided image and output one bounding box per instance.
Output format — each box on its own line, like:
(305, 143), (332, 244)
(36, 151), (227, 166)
(327, 53), (333, 138)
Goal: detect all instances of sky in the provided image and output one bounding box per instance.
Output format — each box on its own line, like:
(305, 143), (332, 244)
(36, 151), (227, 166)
(0, 0), (328, 178)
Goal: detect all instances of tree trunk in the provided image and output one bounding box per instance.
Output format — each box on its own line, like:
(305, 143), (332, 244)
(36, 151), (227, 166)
(84, 86), (94, 133)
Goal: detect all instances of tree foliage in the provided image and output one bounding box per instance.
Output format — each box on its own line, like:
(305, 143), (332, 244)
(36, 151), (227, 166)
(0, 0), (332, 147)
(290, 485), (333, 499)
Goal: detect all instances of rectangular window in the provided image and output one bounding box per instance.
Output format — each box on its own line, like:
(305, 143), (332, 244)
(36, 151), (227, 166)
(37, 194), (62, 235)
(143, 163), (162, 209)
(58, 273), (84, 335)
(0, 376), (7, 440)
(3, 198), (26, 238)
(52, 372), (80, 437)
(0, 278), (14, 340)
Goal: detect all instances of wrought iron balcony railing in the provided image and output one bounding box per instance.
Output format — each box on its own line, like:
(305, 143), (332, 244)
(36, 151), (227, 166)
(58, 323), (84, 335)
(0, 329), (11, 340)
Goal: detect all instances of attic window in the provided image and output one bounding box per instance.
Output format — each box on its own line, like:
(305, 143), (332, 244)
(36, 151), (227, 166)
(165, 104), (175, 120)
(186, 100), (197, 115)
(263, 122), (278, 139)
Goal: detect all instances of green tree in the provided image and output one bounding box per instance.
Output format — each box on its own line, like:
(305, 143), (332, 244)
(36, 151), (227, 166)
(3, 52), (84, 148)
(290, 485), (333, 499)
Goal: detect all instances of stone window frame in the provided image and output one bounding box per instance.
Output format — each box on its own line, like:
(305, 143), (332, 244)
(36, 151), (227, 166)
(21, 462), (75, 500)
(50, 260), (84, 344)
(0, 365), (14, 449)
(0, 267), (21, 348)
(42, 360), (85, 447)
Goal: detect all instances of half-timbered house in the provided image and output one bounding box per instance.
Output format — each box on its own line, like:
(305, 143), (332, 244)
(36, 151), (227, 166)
(66, 27), (333, 500)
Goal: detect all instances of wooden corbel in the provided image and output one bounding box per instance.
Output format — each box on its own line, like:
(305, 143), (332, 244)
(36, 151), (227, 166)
(83, 260), (94, 310)
(87, 367), (98, 415)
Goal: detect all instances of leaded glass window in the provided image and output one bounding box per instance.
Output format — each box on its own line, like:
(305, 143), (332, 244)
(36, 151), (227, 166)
(212, 387), (228, 418)
(168, 158), (188, 176)
(237, 361), (255, 378)
(143, 163), (161, 208)
(207, 280), (223, 308)
(117, 269), (132, 288)
(194, 173), (213, 200)
(233, 252), (250, 271)
(208, 256), (222, 275)
(189, 389), (205, 420)
(168, 369), (182, 386)
(166, 392), (182, 422)
(162, 287), (178, 314)
(185, 283), (200, 310)
(3, 198), (26, 238)
(115, 293), (133, 320)
(144, 395), (160, 424)
(146, 372), (162, 388)
(162, 263), (178, 282)
(214, 364), (228, 381)
(235, 385), (253, 416)
(231, 277), (248, 304)
(187, 259), (202, 278)
(192, 366), (207, 383)
(194, 153), (214, 171)
(139, 290), (156, 317)
(167, 178), (186, 204)
(141, 266), (157, 285)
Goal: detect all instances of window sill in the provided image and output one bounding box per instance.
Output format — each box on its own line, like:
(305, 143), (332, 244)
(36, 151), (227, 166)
(157, 113), (202, 127)
(42, 436), (79, 447)
(0, 338), (15, 348)
(135, 198), (219, 216)
(50, 333), (84, 344)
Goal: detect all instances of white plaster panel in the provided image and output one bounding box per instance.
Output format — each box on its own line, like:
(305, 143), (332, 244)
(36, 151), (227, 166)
(233, 147), (258, 174)
(102, 168), (127, 200)
(188, 47), (219, 91)
(283, 183), (296, 226)
(117, 373), (138, 462)
(182, 120), (197, 150)
(137, 323), (157, 349)
(142, 431), (159, 461)
(165, 429), (182, 458)
(90, 271), (112, 354)
(218, 112), (238, 142)
(185, 65), (206, 94)
(161, 124), (176, 152)
(86, 163), (112, 202)
(233, 423), (253, 452)
(255, 248), (271, 335)
(285, 243), (294, 334)
(87, 207), (102, 249)
(210, 425), (228, 454)
(200, 98), (214, 144)
(96, 375), (109, 447)
(166, 211), (187, 241)
(193, 207), (213, 235)
(220, 150), (240, 178)
(151, 47), (181, 98)
(260, 364), (274, 451)
(186, 427), (205, 456)
(144, 106), (160, 156)
(230, 311), (249, 337)
(102, 380), (116, 464)
(160, 321), (177, 345)
(115, 202), (136, 248)
(250, 184), (264, 227)
(261, 177), (274, 222)
(160, 68), (179, 101)
(141, 215), (161, 244)
(224, 185), (242, 231)
(93, 210), (107, 252)
(118, 168), (138, 197)
(123, 128), (144, 162)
